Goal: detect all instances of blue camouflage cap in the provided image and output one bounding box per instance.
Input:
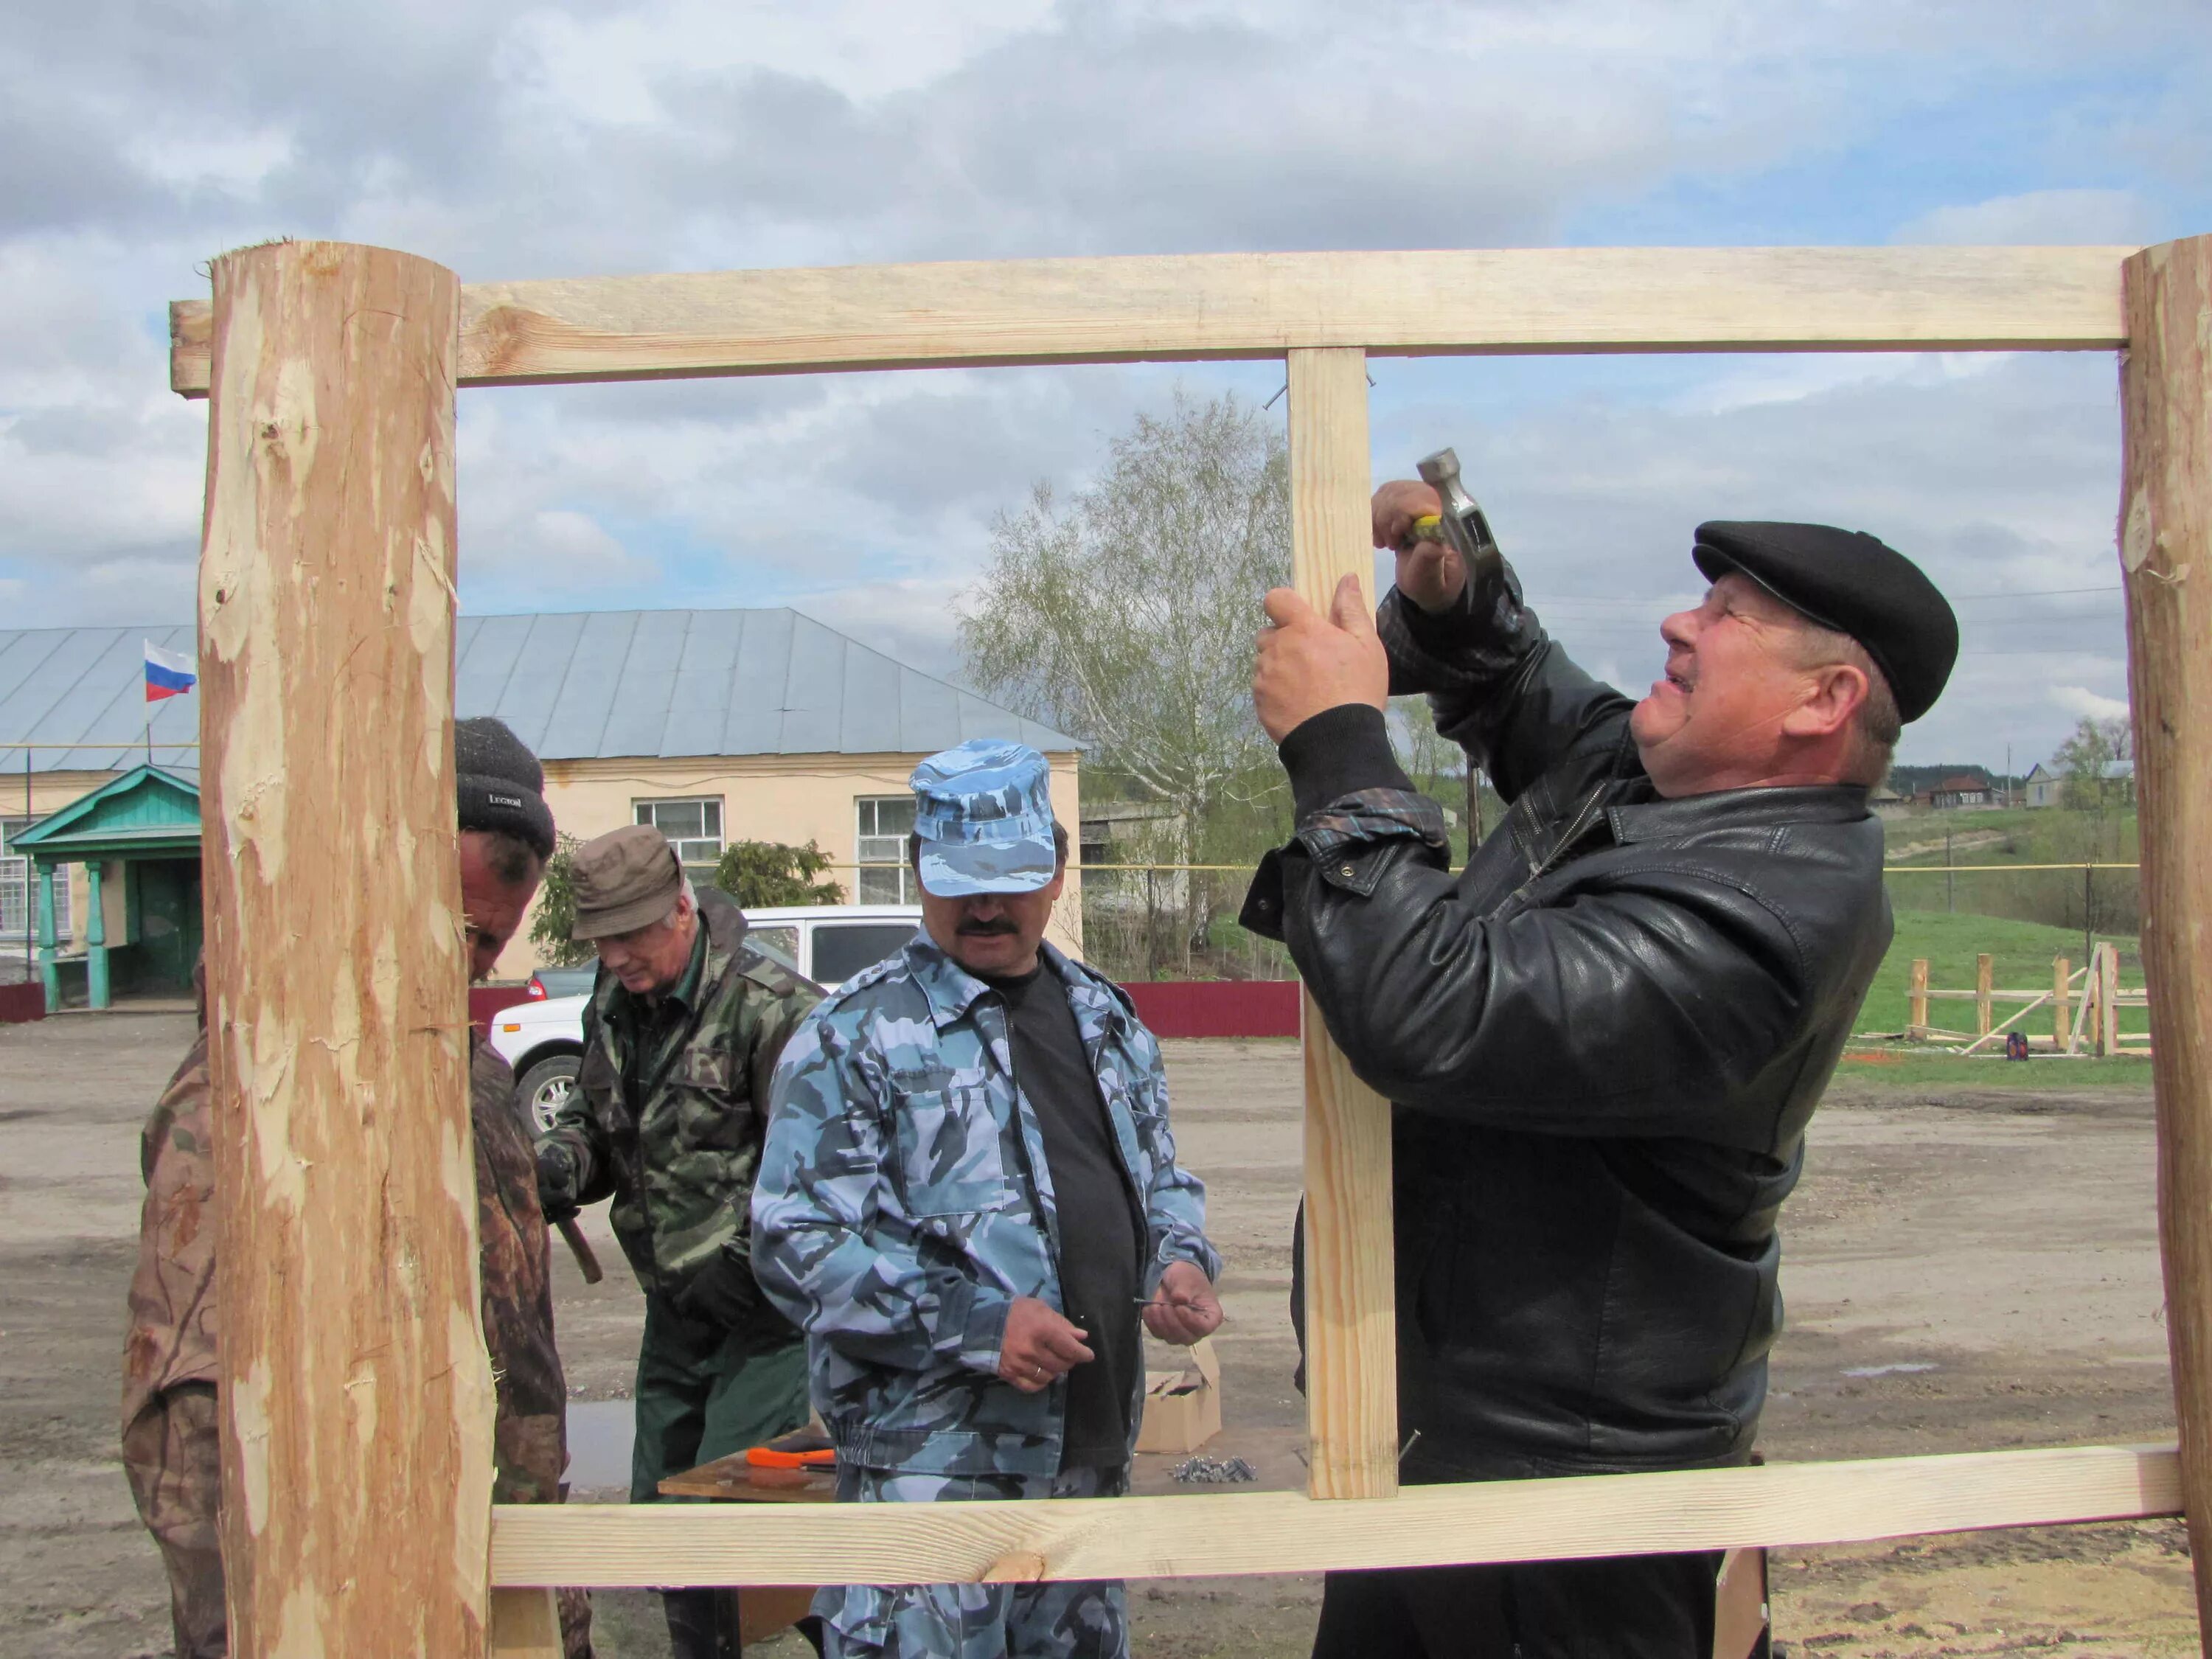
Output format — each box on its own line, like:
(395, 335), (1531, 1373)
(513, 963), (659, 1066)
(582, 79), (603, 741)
(909, 739), (1060, 898)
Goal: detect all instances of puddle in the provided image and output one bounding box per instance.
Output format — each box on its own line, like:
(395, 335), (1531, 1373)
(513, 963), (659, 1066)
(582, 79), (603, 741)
(1840, 1362), (1938, 1379)
(566, 1398), (635, 1490)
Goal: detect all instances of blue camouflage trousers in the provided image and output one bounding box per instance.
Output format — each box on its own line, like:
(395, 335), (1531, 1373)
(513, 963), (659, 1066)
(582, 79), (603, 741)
(815, 1464), (1130, 1659)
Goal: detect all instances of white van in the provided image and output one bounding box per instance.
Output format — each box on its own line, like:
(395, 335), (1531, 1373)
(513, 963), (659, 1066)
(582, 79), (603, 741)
(489, 904), (921, 1132)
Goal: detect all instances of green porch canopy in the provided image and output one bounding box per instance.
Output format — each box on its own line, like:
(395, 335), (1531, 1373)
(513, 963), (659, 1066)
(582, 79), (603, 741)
(15, 765), (201, 1010)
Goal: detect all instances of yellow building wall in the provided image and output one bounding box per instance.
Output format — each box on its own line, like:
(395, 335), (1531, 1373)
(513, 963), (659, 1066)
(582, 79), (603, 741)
(5, 771), (123, 953)
(13, 757), (1084, 984)
(495, 749), (1083, 980)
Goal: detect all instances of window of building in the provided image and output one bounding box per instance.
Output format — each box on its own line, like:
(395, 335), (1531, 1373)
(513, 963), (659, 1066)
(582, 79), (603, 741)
(633, 797), (725, 883)
(0, 821), (23, 938)
(855, 796), (918, 905)
(0, 821), (67, 941)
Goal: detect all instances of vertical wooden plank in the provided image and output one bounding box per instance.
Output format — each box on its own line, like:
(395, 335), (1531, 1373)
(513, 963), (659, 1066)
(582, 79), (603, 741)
(1286, 346), (1399, 1500)
(2118, 231), (2212, 1653)
(1975, 953), (1994, 1037)
(2100, 942), (2123, 1057)
(2054, 957), (2072, 1049)
(1908, 958), (1929, 1034)
(200, 241), (489, 1655)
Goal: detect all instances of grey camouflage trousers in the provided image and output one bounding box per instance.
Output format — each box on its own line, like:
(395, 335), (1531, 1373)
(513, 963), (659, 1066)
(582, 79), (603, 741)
(815, 1465), (1129, 1659)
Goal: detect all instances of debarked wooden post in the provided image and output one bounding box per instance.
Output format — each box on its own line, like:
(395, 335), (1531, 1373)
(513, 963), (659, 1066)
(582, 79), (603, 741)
(2118, 229), (2212, 1654)
(198, 240), (494, 1656)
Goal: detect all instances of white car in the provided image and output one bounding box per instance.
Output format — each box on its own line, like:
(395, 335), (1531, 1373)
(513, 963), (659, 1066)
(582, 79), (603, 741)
(490, 904), (922, 1133)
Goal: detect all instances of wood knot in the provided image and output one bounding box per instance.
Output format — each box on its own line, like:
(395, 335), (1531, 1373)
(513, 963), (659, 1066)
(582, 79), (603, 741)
(981, 1550), (1048, 1584)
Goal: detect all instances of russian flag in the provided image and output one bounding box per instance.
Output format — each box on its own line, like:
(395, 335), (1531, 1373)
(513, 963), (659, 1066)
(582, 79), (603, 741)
(145, 641), (198, 703)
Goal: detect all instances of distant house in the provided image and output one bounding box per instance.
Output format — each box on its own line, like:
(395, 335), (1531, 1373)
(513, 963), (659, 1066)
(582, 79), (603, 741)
(1078, 800), (1189, 912)
(1927, 774), (1995, 810)
(1868, 783), (1913, 820)
(2023, 759), (2135, 810)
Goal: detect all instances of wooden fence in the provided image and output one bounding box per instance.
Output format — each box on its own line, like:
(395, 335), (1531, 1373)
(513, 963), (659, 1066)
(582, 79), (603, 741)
(1905, 942), (2148, 1056)
(164, 236), (2212, 1655)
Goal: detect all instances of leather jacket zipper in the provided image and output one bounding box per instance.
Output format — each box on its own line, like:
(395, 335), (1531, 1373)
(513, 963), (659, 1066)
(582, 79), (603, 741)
(1518, 782), (1612, 891)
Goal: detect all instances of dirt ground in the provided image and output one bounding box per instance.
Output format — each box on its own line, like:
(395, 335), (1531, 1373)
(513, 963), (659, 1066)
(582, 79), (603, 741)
(0, 1016), (2193, 1657)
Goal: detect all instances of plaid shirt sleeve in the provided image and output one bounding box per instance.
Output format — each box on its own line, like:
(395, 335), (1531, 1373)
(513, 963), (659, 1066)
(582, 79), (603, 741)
(1377, 559), (1544, 700)
(1293, 785), (1452, 860)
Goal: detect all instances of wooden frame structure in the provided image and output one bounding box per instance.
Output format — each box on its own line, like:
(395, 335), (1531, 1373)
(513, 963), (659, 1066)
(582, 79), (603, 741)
(170, 235), (2211, 1655)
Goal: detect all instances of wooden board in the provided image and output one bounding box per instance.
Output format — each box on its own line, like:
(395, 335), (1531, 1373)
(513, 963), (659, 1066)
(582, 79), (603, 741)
(168, 245), (2133, 396)
(2118, 229), (2212, 1648)
(489, 1588), (562, 1658)
(657, 1451), (837, 1503)
(1285, 346), (1399, 1500)
(486, 1443), (2180, 1588)
(198, 240), (488, 1654)
(2100, 940), (2124, 1056)
(1713, 1549), (1769, 1659)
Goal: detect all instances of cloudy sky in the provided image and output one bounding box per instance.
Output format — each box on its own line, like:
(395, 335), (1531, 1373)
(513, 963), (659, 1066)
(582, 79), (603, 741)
(5, 1), (2209, 771)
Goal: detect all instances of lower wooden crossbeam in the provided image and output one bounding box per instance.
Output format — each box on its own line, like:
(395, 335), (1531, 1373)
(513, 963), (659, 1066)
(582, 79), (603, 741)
(490, 1444), (2179, 1588)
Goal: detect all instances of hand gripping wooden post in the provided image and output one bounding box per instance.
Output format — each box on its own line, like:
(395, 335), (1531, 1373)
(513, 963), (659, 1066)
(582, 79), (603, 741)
(2120, 230), (2212, 1647)
(1285, 347), (1399, 1499)
(198, 241), (495, 1655)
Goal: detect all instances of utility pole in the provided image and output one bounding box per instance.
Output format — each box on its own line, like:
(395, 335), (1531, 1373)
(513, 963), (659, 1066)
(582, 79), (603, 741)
(2084, 863), (2095, 967)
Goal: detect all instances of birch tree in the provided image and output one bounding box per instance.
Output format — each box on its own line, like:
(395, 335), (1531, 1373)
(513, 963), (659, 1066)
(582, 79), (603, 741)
(958, 389), (1290, 863)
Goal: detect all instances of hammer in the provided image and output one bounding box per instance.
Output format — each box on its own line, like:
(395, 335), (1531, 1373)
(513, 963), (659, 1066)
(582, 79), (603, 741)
(1407, 447), (1503, 594)
(557, 1217), (604, 1284)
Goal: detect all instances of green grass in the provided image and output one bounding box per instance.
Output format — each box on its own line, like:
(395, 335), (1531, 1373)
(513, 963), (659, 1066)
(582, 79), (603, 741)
(1880, 805), (2137, 868)
(1879, 809), (2140, 937)
(1856, 908), (2146, 1046)
(1830, 1050), (2157, 1091)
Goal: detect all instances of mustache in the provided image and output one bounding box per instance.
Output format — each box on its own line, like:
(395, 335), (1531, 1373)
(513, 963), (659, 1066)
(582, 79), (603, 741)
(957, 917), (1020, 936)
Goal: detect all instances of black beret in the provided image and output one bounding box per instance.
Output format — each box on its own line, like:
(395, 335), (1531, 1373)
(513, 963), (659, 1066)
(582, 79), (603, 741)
(1691, 521), (1958, 723)
(455, 716), (556, 860)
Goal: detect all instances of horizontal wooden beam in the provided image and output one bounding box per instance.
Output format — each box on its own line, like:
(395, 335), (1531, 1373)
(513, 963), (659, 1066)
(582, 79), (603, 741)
(490, 1443), (2177, 1589)
(169, 246), (2132, 397)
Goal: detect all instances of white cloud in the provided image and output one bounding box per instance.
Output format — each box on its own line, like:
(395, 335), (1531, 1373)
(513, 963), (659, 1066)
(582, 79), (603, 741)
(793, 576), (973, 682)
(2049, 685), (2131, 722)
(532, 509), (654, 582)
(123, 128), (297, 197)
(1892, 189), (2160, 246)
(4, 0), (2208, 771)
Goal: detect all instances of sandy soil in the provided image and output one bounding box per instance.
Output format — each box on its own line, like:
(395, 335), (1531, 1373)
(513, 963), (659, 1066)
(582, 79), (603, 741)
(0, 1018), (2190, 1656)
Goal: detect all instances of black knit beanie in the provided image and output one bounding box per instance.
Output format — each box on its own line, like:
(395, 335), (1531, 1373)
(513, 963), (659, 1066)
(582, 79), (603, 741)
(455, 716), (556, 859)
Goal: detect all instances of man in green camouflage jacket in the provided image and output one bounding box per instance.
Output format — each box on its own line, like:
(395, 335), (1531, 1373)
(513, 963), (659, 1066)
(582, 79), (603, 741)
(536, 822), (821, 1659)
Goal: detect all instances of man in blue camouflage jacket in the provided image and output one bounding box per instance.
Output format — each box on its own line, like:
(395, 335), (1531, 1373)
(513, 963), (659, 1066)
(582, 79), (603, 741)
(754, 739), (1224, 1659)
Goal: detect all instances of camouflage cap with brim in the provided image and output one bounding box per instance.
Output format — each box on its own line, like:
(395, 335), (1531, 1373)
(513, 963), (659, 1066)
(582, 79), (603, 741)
(910, 739), (1059, 898)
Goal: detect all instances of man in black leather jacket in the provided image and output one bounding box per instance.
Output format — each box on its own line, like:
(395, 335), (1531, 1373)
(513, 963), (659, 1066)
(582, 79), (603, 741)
(1243, 484), (1958, 1658)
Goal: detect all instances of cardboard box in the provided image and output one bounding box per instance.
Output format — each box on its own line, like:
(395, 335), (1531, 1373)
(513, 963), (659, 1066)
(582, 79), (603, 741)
(1135, 1337), (1222, 1453)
